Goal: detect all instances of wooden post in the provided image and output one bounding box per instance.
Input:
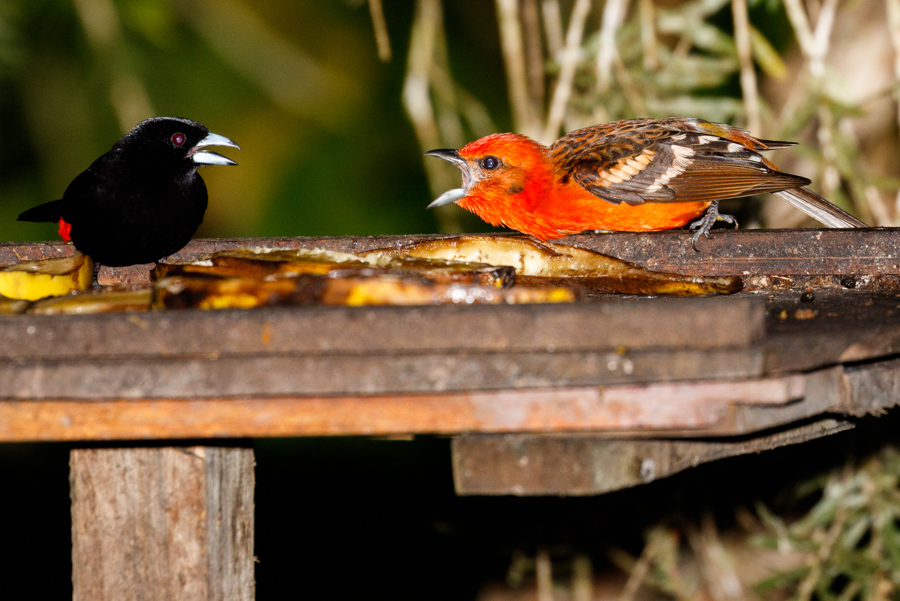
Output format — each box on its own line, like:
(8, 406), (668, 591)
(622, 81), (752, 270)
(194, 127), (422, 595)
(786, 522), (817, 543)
(70, 446), (255, 601)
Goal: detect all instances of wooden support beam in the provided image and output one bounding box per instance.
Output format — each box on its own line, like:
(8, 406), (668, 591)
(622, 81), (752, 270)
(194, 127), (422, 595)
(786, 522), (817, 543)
(451, 418), (854, 496)
(70, 446), (254, 601)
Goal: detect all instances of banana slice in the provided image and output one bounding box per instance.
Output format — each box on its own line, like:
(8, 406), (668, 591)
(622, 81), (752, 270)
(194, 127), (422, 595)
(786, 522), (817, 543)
(153, 272), (575, 310)
(376, 235), (741, 296)
(0, 296), (30, 314)
(0, 253), (94, 301)
(28, 286), (151, 315)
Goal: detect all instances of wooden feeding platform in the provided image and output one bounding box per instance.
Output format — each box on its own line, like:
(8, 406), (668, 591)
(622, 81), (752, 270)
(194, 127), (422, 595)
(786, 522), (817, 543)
(3, 228), (900, 599)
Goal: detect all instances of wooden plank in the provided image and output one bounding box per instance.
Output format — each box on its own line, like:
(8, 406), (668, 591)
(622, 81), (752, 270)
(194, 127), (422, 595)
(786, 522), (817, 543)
(2, 234), (898, 444)
(7, 285), (900, 403)
(5, 229), (899, 277)
(204, 448), (256, 601)
(3, 346), (889, 443)
(0, 347), (763, 399)
(843, 356), (900, 416)
(70, 446), (254, 601)
(761, 292), (900, 372)
(563, 229), (900, 276)
(0, 375), (804, 442)
(8, 290), (900, 397)
(451, 418), (855, 496)
(0, 296), (763, 360)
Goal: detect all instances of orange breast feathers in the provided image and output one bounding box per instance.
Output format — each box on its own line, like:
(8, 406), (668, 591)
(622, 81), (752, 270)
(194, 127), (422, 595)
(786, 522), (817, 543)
(459, 169), (710, 240)
(424, 118), (848, 241)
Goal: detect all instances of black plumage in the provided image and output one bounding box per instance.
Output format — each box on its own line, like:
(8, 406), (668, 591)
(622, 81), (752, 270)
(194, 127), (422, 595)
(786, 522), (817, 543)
(18, 117), (239, 266)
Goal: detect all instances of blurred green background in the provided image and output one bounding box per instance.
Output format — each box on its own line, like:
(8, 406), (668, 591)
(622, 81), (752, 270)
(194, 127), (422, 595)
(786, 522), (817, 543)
(0, 0), (509, 243)
(4, 0), (896, 246)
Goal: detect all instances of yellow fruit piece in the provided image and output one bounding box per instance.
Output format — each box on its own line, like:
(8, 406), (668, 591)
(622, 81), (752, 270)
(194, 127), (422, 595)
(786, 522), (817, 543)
(0, 253), (94, 301)
(28, 287), (151, 315)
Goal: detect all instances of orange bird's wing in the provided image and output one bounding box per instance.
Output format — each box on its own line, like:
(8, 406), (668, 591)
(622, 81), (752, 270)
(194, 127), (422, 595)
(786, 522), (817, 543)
(549, 119), (809, 206)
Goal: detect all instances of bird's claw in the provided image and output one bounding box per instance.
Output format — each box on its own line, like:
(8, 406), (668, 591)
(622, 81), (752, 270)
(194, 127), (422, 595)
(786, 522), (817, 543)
(718, 214), (739, 228)
(690, 226), (710, 252)
(688, 200), (739, 252)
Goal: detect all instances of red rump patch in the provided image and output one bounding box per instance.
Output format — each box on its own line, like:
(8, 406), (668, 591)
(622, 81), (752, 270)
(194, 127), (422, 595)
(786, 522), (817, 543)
(58, 218), (72, 242)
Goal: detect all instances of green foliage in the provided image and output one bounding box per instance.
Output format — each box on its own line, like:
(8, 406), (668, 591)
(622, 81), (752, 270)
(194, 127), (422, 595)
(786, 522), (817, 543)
(560, 0), (747, 125)
(754, 447), (900, 600)
(605, 447), (900, 599)
(0, 0), (439, 243)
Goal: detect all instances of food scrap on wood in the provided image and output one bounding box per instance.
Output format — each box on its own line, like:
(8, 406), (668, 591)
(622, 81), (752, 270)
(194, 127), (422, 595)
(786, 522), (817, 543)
(0, 253), (93, 301)
(0, 235), (742, 313)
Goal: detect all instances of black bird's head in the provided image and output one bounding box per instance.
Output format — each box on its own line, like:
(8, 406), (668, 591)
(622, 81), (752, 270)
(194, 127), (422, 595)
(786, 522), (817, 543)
(114, 117), (240, 174)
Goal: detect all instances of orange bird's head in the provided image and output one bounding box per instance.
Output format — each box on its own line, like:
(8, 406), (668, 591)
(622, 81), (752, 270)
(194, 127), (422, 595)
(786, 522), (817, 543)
(426, 133), (560, 238)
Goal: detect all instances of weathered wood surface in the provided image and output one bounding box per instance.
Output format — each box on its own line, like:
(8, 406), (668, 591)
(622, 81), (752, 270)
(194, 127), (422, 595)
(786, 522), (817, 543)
(70, 446), (254, 601)
(2, 232), (900, 444)
(5, 289), (900, 401)
(0, 374), (800, 441)
(0, 297), (763, 358)
(450, 354), (900, 495)
(452, 419), (854, 496)
(4, 228), (900, 277)
(0, 346), (764, 399)
(0, 296), (766, 399)
(0, 358), (896, 442)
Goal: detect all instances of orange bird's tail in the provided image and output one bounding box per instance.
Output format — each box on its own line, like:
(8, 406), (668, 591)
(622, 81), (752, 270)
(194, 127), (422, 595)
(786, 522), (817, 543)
(773, 187), (868, 228)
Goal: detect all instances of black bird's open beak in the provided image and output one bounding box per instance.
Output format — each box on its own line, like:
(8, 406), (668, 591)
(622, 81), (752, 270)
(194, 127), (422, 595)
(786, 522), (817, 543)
(424, 148), (468, 209)
(191, 132), (241, 166)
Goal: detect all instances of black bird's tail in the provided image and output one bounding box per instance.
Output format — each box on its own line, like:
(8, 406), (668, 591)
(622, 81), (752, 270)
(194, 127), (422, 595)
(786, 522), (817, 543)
(18, 199), (65, 223)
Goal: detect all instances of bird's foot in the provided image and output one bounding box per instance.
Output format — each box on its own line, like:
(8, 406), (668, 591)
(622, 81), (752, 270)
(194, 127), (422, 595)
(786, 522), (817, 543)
(689, 200), (738, 252)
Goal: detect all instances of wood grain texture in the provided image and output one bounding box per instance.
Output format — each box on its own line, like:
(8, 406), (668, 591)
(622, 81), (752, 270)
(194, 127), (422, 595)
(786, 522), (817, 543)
(70, 446), (254, 601)
(0, 374), (823, 442)
(452, 418), (855, 495)
(205, 448), (255, 601)
(0, 296), (763, 360)
(2, 234), (899, 446)
(0, 347), (764, 400)
(4, 229), (898, 276)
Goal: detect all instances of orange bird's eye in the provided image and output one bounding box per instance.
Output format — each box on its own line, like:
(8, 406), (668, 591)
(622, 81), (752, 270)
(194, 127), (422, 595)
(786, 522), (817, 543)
(171, 133), (186, 146)
(481, 156), (500, 170)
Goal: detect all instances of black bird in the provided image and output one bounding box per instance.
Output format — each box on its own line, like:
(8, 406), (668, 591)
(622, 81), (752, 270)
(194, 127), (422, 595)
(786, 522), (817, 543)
(18, 117), (240, 267)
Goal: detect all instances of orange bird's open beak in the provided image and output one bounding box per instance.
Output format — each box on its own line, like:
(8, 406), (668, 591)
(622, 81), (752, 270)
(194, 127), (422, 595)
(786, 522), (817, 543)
(425, 148), (470, 208)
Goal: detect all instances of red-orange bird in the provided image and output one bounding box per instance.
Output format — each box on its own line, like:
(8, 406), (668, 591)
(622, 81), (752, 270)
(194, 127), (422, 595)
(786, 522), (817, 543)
(426, 118), (866, 248)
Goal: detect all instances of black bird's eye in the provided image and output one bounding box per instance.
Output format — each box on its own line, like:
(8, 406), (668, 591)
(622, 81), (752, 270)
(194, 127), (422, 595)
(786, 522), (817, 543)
(171, 133), (186, 147)
(481, 156), (500, 170)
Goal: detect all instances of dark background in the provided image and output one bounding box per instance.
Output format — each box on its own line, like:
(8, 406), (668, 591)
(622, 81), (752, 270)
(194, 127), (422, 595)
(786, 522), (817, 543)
(2, 415), (896, 598)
